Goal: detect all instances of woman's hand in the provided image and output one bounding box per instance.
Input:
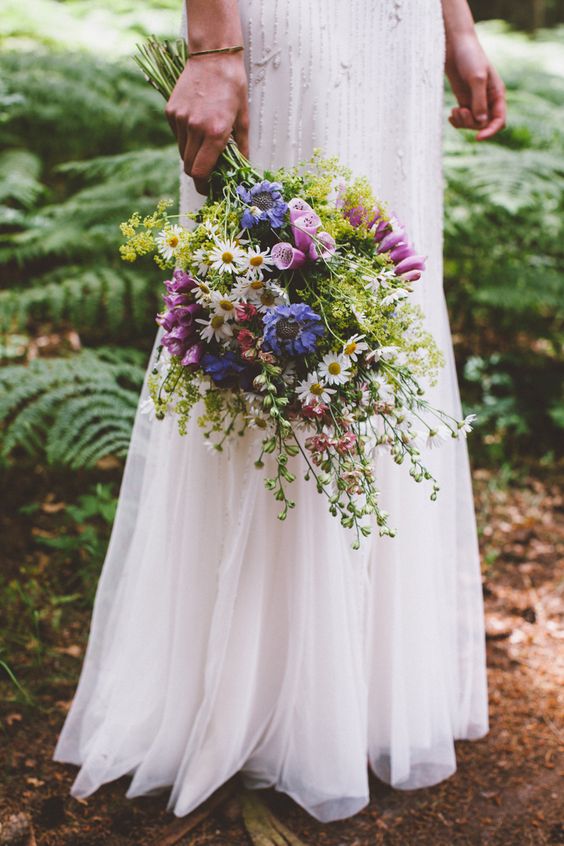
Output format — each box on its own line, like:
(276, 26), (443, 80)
(165, 52), (249, 195)
(445, 32), (506, 141)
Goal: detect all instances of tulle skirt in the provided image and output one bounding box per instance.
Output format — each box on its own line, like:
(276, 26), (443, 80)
(54, 0), (488, 822)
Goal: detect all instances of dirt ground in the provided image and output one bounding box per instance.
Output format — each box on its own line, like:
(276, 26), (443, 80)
(1, 467), (562, 846)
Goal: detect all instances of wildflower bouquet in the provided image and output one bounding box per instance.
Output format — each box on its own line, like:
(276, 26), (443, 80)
(123, 38), (475, 546)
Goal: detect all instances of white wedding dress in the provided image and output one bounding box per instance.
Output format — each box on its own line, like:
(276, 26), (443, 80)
(54, 0), (488, 823)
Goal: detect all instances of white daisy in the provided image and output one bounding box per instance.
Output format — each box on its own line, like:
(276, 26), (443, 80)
(366, 345), (399, 364)
(296, 373), (336, 406)
(210, 290), (238, 321)
(231, 275), (267, 299)
(342, 334), (369, 362)
(381, 289), (408, 307)
(426, 426), (448, 449)
(255, 284), (288, 312)
(196, 313), (234, 343)
(240, 246), (274, 279)
(156, 225), (184, 261)
(208, 238), (246, 274)
(458, 413), (477, 437)
(192, 280), (214, 304)
(191, 247), (209, 276)
(318, 353), (352, 386)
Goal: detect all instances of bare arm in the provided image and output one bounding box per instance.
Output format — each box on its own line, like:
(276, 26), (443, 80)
(165, 0), (249, 194)
(442, 0), (506, 140)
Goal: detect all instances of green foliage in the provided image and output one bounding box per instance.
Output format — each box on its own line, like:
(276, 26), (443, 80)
(442, 24), (564, 460)
(0, 348), (145, 468)
(0, 265), (161, 339)
(35, 483), (117, 601)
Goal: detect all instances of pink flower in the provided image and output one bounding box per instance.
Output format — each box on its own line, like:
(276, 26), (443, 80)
(235, 302), (258, 322)
(291, 211), (322, 254)
(308, 231), (336, 261)
(301, 401), (329, 419)
(271, 241), (307, 270)
(288, 197), (313, 223)
(394, 255), (426, 275)
(236, 327), (257, 353)
(336, 431), (357, 454)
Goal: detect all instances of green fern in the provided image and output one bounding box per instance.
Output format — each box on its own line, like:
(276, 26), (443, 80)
(0, 147), (178, 265)
(0, 149), (44, 208)
(0, 265), (161, 337)
(0, 347), (145, 468)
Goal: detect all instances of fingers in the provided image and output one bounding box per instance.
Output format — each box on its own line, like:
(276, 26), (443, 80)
(183, 129), (203, 177)
(450, 68), (507, 141)
(469, 72), (488, 127)
(232, 103), (250, 159)
(190, 133), (229, 195)
(476, 70), (507, 141)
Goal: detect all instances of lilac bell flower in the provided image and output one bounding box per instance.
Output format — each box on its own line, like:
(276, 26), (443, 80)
(288, 197), (313, 223)
(373, 214), (426, 281)
(181, 342), (204, 368)
(291, 211), (322, 254)
(164, 269), (197, 294)
(308, 231), (336, 261)
(237, 180), (288, 229)
(271, 241), (307, 270)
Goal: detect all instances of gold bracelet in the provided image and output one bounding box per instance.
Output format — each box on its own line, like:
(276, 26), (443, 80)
(187, 45), (244, 59)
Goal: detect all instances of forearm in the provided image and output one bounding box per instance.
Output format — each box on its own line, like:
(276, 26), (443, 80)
(441, 0), (477, 42)
(186, 0), (243, 52)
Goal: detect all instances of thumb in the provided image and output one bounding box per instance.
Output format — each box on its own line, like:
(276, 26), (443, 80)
(470, 72), (488, 126)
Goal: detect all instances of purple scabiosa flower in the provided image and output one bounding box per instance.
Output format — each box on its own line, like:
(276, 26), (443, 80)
(262, 303), (324, 356)
(271, 241), (307, 270)
(237, 180), (288, 229)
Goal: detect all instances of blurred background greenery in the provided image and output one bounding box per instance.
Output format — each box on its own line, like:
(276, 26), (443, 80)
(0, 1), (562, 697)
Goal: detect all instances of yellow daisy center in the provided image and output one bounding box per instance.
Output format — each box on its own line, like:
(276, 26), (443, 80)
(250, 279), (264, 290)
(222, 251), (234, 263)
(211, 315), (225, 329)
(250, 255), (264, 267)
(219, 299), (234, 311)
(328, 362), (341, 375)
(260, 291), (275, 306)
(167, 235), (179, 248)
(310, 383), (324, 396)
(254, 417), (267, 429)
(344, 342), (357, 356)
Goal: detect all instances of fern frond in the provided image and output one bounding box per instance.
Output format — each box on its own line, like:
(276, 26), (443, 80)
(0, 348), (146, 467)
(0, 149), (44, 208)
(0, 266), (160, 337)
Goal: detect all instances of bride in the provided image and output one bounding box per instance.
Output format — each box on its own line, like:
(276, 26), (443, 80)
(54, 0), (506, 824)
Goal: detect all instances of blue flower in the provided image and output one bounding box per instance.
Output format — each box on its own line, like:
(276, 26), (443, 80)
(262, 303), (325, 356)
(236, 180), (288, 229)
(201, 351), (255, 388)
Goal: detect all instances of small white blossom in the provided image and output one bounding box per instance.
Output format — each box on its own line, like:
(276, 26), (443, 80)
(196, 313), (234, 343)
(209, 238), (246, 274)
(210, 290), (238, 321)
(296, 373), (336, 406)
(156, 225), (184, 261)
(319, 353), (352, 386)
(458, 413), (477, 437)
